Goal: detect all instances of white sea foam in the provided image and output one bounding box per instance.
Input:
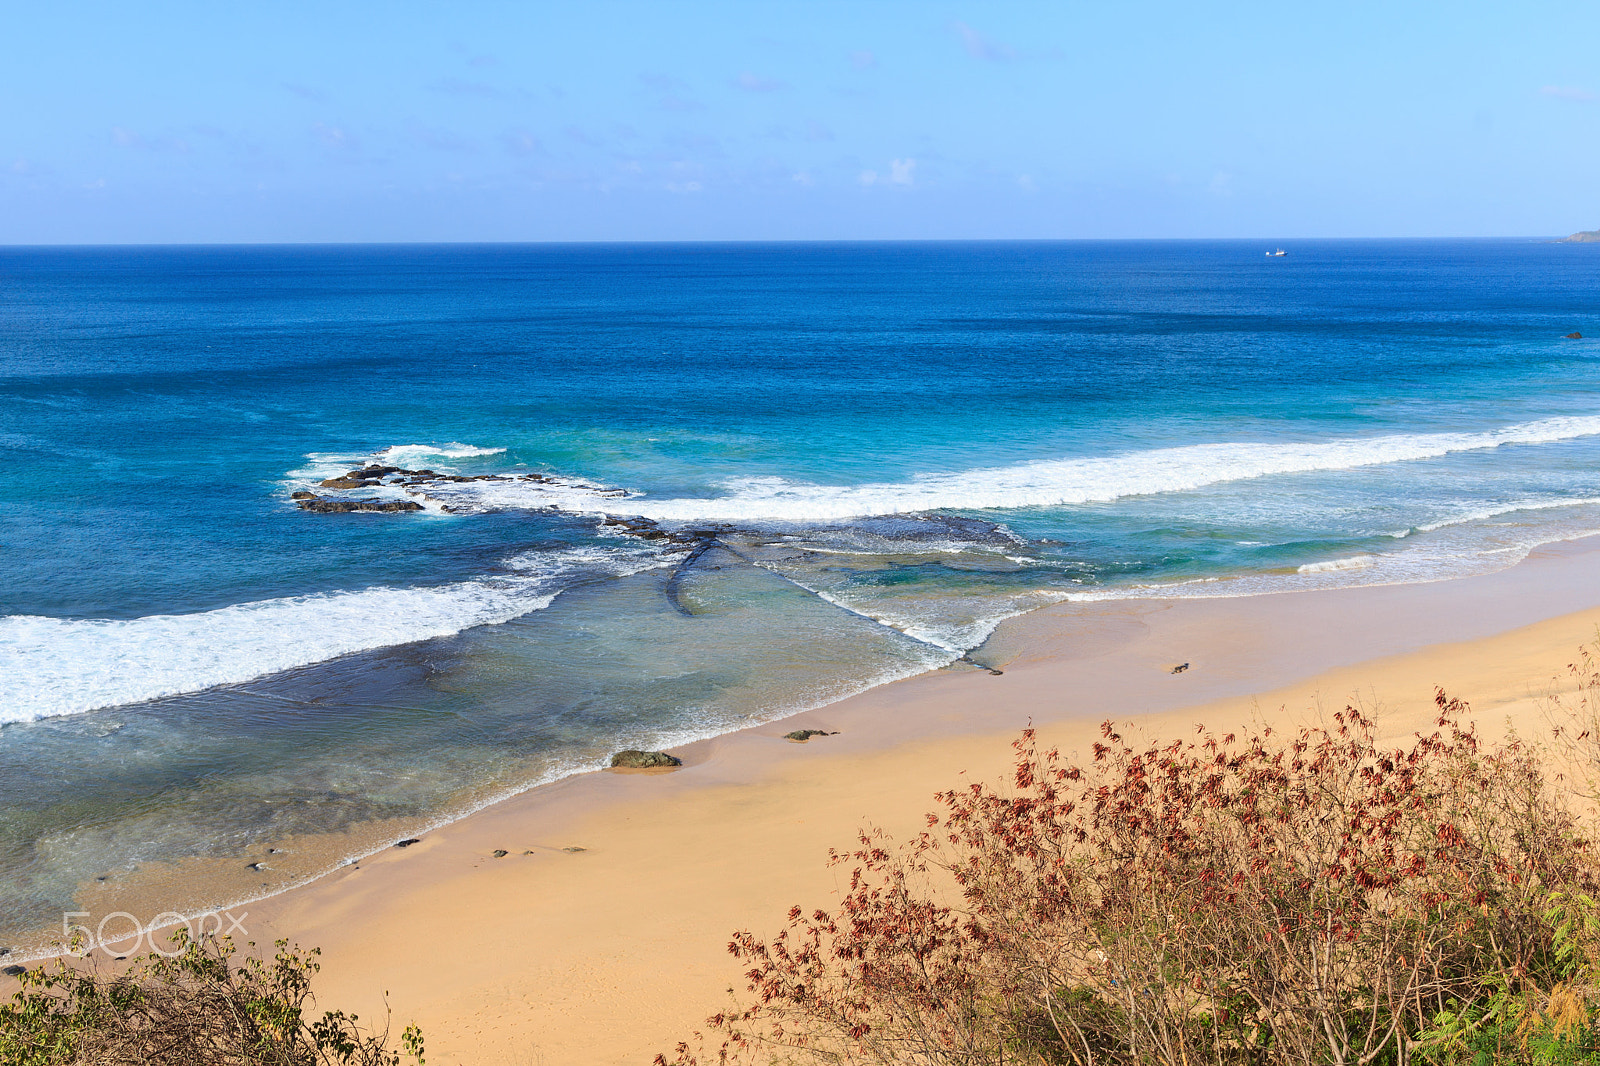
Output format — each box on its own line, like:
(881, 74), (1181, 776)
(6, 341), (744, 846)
(286, 442), (508, 488)
(373, 442), (506, 466)
(1298, 555), (1376, 574)
(0, 547), (668, 723)
(440, 415), (1600, 523)
(1060, 520), (1600, 606)
(1407, 496), (1600, 535)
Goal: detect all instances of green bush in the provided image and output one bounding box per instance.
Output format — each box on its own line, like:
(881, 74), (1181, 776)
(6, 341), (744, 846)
(0, 931), (423, 1066)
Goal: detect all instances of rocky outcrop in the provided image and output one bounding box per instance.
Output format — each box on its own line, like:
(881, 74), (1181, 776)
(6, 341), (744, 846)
(1563, 230), (1600, 242)
(609, 750), (682, 768)
(296, 463), (625, 518)
(601, 515), (671, 539)
(296, 497), (423, 513)
(1568, 332), (1584, 339)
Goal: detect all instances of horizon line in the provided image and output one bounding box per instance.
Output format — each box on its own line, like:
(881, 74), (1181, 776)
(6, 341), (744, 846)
(0, 234), (1581, 250)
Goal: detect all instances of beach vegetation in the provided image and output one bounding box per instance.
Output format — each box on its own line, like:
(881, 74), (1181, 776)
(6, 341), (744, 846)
(663, 692), (1600, 1065)
(0, 931), (423, 1066)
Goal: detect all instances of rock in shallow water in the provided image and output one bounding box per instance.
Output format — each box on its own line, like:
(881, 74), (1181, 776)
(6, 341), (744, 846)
(609, 750), (682, 768)
(297, 497), (423, 513)
(784, 729), (836, 742)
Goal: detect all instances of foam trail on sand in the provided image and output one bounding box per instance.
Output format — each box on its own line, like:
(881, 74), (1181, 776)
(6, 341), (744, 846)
(441, 416), (1600, 522)
(1298, 555), (1376, 574)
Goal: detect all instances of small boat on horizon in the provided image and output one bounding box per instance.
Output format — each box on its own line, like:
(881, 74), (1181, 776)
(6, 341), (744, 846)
(1266, 248), (1287, 257)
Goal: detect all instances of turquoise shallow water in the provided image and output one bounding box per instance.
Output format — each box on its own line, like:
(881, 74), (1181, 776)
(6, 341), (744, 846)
(4, 239), (1600, 947)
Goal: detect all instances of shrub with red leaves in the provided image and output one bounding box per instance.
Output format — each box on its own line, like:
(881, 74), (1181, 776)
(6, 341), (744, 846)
(659, 693), (1600, 1066)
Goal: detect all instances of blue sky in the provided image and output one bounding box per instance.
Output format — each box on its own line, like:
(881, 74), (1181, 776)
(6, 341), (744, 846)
(3, 1), (1598, 242)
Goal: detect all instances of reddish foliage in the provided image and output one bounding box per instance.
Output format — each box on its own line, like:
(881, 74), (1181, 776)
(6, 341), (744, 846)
(660, 695), (1598, 1066)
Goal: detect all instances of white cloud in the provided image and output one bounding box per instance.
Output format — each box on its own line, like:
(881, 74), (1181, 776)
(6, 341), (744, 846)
(860, 160), (915, 187)
(641, 73), (703, 112)
(313, 123), (357, 150)
(110, 127), (189, 153)
(735, 71), (785, 92)
(282, 82), (328, 103)
(792, 171), (814, 186)
(953, 21), (1015, 62)
(503, 130), (542, 155)
(428, 77), (509, 100)
(1542, 85), (1596, 102)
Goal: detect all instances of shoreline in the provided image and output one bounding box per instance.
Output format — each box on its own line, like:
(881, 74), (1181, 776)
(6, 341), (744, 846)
(13, 534), (1600, 1061)
(3, 524), (1575, 964)
(234, 534), (1600, 1063)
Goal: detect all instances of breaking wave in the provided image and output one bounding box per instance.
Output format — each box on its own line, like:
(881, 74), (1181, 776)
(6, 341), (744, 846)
(0, 546), (667, 723)
(430, 416), (1600, 522)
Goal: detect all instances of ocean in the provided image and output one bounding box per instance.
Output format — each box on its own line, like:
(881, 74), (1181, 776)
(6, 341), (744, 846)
(3, 238), (1599, 951)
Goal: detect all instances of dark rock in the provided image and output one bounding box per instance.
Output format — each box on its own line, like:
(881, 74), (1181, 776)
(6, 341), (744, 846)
(562, 846), (587, 853)
(395, 838), (421, 848)
(1568, 332), (1584, 339)
(602, 515), (675, 541)
(298, 497), (424, 513)
(2, 965), (23, 977)
(1170, 662), (1190, 674)
(492, 849), (508, 858)
(609, 750), (682, 769)
(784, 729), (836, 742)
(319, 477), (377, 489)
(247, 862), (268, 872)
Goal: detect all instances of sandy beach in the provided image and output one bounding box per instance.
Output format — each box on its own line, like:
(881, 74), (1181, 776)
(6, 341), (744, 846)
(182, 534), (1600, 1066)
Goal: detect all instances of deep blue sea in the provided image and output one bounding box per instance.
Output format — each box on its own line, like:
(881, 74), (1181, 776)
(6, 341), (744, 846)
(4, 239), (1600, 948)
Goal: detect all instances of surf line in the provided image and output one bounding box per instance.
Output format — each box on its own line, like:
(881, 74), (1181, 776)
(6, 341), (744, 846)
(662, 536), (1002, 675)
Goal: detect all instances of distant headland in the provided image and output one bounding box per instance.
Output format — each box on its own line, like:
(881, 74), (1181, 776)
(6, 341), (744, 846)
(1561, 229), (1600, 242)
